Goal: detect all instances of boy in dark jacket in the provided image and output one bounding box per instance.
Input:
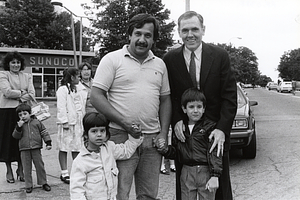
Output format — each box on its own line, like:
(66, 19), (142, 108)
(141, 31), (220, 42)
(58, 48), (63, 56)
(12, 103), (52, 193)
(156, 88), (222, 200)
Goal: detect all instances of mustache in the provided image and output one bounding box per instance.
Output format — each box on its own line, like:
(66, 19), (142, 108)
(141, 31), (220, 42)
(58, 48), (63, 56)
(136, 41), (148, 47)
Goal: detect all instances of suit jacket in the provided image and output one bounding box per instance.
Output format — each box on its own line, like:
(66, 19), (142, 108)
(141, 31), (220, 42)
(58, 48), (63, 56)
(163, 42), (237, 151)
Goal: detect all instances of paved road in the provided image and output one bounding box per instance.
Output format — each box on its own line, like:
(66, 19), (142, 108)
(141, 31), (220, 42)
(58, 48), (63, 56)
(1, 89), (299, 199)
(229, 88), (300, 200)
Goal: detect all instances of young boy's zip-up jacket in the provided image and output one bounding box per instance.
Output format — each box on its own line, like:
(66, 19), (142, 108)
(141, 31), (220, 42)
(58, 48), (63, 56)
(12, 118), (51, 151)
(163, 117), (222, 177)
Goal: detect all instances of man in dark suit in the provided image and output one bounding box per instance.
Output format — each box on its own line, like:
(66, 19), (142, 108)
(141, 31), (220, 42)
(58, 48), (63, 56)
(163, 11), (237, 200)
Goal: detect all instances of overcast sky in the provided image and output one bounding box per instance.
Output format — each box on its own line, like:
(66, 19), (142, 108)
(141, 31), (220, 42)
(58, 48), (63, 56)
(57, 0), (300, 81)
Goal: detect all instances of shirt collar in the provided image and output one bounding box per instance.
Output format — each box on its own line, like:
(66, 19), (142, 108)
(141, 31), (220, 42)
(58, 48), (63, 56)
(184, 43), (202, 60)
(80, 143), (107, 156)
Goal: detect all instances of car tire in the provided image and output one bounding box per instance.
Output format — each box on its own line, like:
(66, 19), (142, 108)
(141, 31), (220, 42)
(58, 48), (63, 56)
(242, 130), (257, 159)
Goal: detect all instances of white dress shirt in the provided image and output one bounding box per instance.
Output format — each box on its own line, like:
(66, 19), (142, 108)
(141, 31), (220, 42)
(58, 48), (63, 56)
(183, 44), (202, 89)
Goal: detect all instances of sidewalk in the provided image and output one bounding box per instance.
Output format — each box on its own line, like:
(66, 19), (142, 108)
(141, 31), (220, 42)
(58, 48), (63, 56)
(0, 101), (176, 200)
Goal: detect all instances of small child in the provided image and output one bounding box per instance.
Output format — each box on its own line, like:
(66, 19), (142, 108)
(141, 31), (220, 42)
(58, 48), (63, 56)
(12, 103), (52, 193)
(156, 88), (222, 200)
(70, 112), (143, 200)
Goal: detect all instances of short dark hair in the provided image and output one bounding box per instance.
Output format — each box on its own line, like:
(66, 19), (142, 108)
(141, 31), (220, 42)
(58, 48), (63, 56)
(82, 112), (110, 143)
(16, 103), (31, 115)
(127, 13), (160, 41)
(178, 11), (204, 29)
(2, 51), (26, 71)
(181, 87), (206, 108)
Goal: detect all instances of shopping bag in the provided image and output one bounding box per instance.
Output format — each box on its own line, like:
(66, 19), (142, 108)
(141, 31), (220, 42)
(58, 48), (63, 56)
(31, 102), (51, 121)
(29, 94), (51, 121)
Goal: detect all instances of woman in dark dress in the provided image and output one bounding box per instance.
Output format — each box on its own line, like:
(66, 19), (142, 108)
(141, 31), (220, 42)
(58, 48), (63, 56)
(0, 51), (35, 183)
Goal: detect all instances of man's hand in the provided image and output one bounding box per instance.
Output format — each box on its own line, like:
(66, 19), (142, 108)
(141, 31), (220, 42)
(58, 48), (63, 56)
(209, 129), (225, 157)
(154, 138), (166, 149)
(154, 138), (169, 154)
(130, 123), (142, 139)
(17, 120), (24, 127)
(205, 177), (219, 192)
(174, 120), (186, 142)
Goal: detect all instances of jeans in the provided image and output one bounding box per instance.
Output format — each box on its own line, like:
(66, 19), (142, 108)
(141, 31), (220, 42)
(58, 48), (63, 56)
(109, 128), (162, 200)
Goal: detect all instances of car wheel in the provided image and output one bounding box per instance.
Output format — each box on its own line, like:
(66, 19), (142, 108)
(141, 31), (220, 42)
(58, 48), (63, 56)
(242, 130), (257, 159)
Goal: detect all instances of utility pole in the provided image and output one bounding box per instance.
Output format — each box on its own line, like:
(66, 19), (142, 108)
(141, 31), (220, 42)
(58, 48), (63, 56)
(186, 0), (190, 11)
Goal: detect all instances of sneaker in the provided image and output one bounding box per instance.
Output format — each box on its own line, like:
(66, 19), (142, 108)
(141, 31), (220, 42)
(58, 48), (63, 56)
(42, 184), (51, 192)
(26, 187), (33, 193)
(60, 175), (70, 184)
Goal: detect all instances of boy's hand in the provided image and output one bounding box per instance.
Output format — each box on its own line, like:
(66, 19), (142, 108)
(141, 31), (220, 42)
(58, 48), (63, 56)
(17, 120), (25, 127)
(46, 145), (52, 150)
(205, 177), (219, 192)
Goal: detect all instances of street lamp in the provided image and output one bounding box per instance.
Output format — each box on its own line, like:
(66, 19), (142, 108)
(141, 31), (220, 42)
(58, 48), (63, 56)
(227, 37), (242, 46)
(51, 2), (90, 67)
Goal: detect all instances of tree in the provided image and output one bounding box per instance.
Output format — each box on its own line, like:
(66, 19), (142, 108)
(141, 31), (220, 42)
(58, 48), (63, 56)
(0, 0), (91, 50)
(0, 0), (56, 48)
(216, 43), (260, 85)
(257, 75), (272, 87)
(277, 48), (300, 81)
(83, 0), (175, 57)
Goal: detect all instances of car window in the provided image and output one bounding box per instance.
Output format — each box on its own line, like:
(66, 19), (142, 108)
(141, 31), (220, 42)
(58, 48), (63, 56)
(237, 87), (247, 108)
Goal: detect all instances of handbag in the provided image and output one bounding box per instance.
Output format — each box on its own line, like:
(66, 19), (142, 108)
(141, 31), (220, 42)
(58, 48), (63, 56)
(30, 96), (51, 121)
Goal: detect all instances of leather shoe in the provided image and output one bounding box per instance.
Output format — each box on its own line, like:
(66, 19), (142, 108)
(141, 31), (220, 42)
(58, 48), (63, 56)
(42, 184), (51, 191)
(60, 175), (70, 184)
(160, 169), (170, 175)
(26, 187), (33, 193)
(170, 167), (176, 172)
(6, 178), (15, 183)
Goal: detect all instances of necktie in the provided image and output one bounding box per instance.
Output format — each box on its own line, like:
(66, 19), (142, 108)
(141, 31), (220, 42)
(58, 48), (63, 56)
(189, 52), (197, 88)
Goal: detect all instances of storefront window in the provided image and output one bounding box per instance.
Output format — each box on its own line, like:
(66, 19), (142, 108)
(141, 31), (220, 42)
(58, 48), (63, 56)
(44, 68), (55, 74)
(32, 67), (42, 73)
(33, 76), (42, 97)
(32, 67), (67, 98)
(43, 75), (55, 97)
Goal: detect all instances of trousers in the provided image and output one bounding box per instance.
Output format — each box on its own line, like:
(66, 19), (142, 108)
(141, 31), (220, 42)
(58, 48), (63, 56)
(21, 149), (47, 188)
